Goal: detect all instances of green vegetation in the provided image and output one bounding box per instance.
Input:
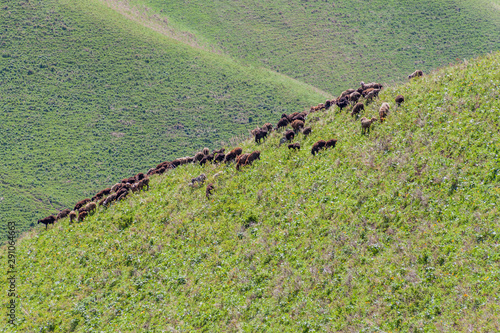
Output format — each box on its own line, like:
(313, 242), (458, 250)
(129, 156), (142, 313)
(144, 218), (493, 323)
(128, 0), (500, 93)
(0, 0), (326, 240)
(2, 52), (499, 331)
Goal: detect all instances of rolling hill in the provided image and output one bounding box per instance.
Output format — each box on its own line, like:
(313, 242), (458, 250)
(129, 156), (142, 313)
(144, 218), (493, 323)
(1, 52), (499, 331)
(0, 0), (327, 240)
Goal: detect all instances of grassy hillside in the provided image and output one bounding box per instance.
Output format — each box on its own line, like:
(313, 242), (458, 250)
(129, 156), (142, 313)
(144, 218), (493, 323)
(0, 0), (326, 240)
(126, 0), (500, 94)
(2, 52), (499, 331)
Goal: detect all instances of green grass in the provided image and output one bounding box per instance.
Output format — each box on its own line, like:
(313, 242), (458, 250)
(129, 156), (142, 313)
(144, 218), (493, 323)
(1, 52), (499, 332)
(0, 0), (326, 240)
(127, 0), (500, 94)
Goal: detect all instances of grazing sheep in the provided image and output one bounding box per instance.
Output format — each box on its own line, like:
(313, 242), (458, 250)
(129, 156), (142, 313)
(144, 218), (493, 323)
(349, 91), (361, 104)
(284, 130), (295, 142)
(336, 97), (349, 111)
(291, 115), (305, 123)
(325, 139), (338, 149)
(276, 117), (289, 131)
(138, 178), (149, 191)
(116, 189), (129, 201)
(206, 183), (215, 199)
(98, 197), (106, 206)
(361, 81), (383, 90)
(214, 152), (226, 163)
(340, 89), (356, 99)
(78, 210), (88, 222)
(291, 119), (304, 133)
(92, 188), (112, 202)
(200, 154), (215, 165)
(245, 151), (261, 166)
(191, 173), (207, 186)
(83, 202), (97, 214)
(288, 112), (300, 120)
(302, 126), (312, 136)
(288, 142), (300, 150)
(263, 123), (273, 132)
(395, 95), (404, 106)
(202, 147), (210, 156)
(74, 198), (91, 211)
(69, 211), (77, 224)
(38, 215), (56, 230)
(361, 87), (375, 97)
(311, 140), (327, 156)
(360, 117), (378, 134)
(56, 208), (71, 220)
(408, 70), (423, 79)
(365, 89), (380, 102)
(111, 183), (122, 192)
(351, 102), (365, 118)
(171, 159), (183, 168)
(103, 193), (118, 207)
(236, 153), (250, 171)
(147, 168), (156, 176)
(224, 147), (243, 163)
(135, 173), (145, 181)
(379, 102), (390, 122)
(194, 152), (205, 163)
(254, 128), (268, 143)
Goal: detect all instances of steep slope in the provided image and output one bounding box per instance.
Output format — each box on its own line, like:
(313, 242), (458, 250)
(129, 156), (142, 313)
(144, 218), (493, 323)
(125, 0), (500, 93)
(1, 53), (499, 331)
(0, 0), (326, 240)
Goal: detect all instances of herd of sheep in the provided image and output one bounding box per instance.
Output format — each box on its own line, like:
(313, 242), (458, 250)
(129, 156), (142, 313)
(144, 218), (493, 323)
(37, 70), (423, 229)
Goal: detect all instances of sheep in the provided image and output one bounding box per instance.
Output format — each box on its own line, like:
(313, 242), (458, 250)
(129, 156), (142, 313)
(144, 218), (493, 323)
(69, 211), (77, 224)
(379, 102), (390, 122)
(365, 89), (380, 102)
(408, 70), (423, 79)
(288, 112), (300, 120)
(212, 148), (225, 155)
(147, 168), (156, 176)
(245, 151), (261, 166)
(236, 153), (250, 171)
(38, 215), (56, 230)
(254, 128), (268, 143)
(284, 130), (295, 142)
(200, 154), (215, 165)
(340, 89), (356, 99)
(83, 202), (97, 215)
(116, 189), (129, 201)
(135, 173), (145, 182)
(325, 139), (338, 149)
(74, 198), (91, 211)
(361, 81), (383, 90)
(291, 115), (305, 123)
(171, 159), (183, 168)
(351, 102), (365, 118)
(190, 173), (207, 186)
(102, 193), (118, 207)
(92, 188), (112, 201)
(361, 87), (375, 97)
(395, 95), (404, 106)
(202, 147), (210, 156)
(360, 117), (378, 134)
(349, 91), (361, 104)
(336, 97), (349, 111)
(206, 183), (215, 199)
(78, 210), (88, 222)
(224, 147), (242, 163)
(276, 117), (289, 131)
(288, 143), (300, 150)
(263, 123), (273, 132)
(290, 119), (304, 133)
(98, 197), (106, 206)
(311, 140), (327, 156)
(194, 152), (205, 162)
(325, 99), (334, 110)
(56, 208), (71, 220)
(111, 183), (122, 192)
(302, 126), (312, 136)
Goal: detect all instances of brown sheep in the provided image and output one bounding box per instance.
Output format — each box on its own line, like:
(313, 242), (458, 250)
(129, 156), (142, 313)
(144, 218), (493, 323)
(56, 208), (71, 220)
(236, 153), (250, 170)
(302, 127), (312, 136)
(69, 211), (77, 224)
(111, 183), (122, 192)
(200, 154), (215, 165)
(263, 123), (273, 132)
(276, 117), (289, 131)
(103, 193), (118, 207)
(92, 188), (112, 202)
(291, 119), (304, 133)
(254, 128), (268, 143)
(284, 130), (295, 142)
(379, 102), (390, 122)
(325, 139), (338, 149)
(78, 210), (88, 222)
(311, 140), (327, 156)
(288, 143), (300, 150)
(214, 152), (225, 163)
(194, 152), (205, 162)
(325, 99), (334, 110)
(340, 89), (356, 99)
(288, 112), (300, 120)
(349, 91), (361, 104)
(365, 89), (380, 102)
(135, 173), (145, 181)
(38, 215), (56, 229)
(206, 183), (215, 199)
(361, 87), (375, 97)
(245, 151), (261, 166)
(98, 197), (106, 206)
(202, 147), (210, 156)
(116, 189), (129, 201)
(395, 95), (404, 106)
(291, 115), (305, 123)
(224, 147), (243, 163)
(336, 97), (349, 111)
(361, 117), (378, 134)
(138, 178), (150, 191)
(361, 81), (383, 90)
(408, 70), (423, 79)
(74, 198), (91, 211)
(147, 168), (156, 176)
(83, 202), (97, 214)
(351, 102), (365, 118)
